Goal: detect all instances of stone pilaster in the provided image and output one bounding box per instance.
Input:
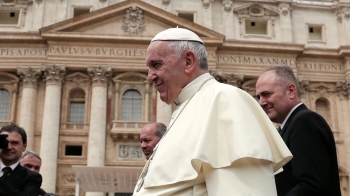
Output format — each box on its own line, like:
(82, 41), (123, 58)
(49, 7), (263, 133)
(335, 7), (350, 46)
(86, 66), (111, 196)
(222, 0), (234, 39)
(279, 3), (293, 42)
(40, 65), (66, 193)
(202, 0), (214, 29)
(17, 67), (42, 150)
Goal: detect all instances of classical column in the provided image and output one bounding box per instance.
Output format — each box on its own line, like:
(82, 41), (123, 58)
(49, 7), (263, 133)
(86, 66), (112, 196)
(202, 0), (213, 29)
(17, 67), (42, 150)
(156, 92), (172, 126)
(40, 65), (66, 193)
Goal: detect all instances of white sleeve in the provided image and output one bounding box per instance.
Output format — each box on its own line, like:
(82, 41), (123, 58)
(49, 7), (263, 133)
(203, 158), (277, 196)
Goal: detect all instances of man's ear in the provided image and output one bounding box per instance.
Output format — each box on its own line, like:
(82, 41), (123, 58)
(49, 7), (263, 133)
(184, 50), (196, 74)
(287, 83), (297, 98)
(23, 143), (27, 152)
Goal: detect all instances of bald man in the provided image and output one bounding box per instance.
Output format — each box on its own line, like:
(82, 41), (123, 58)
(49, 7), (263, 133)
(140, 123), (166, 160)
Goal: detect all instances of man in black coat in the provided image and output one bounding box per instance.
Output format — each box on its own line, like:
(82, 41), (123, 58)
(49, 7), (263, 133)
(0, 124), (42, 196)
(256, 65), (341, 196)
(20, 150), (56, 196)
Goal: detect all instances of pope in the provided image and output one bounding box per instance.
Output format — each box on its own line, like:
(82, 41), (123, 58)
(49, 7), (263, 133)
(133, 27), (292, 196)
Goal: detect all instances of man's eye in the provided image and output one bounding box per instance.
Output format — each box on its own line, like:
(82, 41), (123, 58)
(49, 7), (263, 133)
(153, 63), (162, 70)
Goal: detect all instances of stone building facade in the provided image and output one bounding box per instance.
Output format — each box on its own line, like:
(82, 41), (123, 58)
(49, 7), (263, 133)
(0, 0), (349, 195)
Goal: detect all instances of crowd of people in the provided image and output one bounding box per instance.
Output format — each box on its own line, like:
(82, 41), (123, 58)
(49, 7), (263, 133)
(0, 27), (341, 196)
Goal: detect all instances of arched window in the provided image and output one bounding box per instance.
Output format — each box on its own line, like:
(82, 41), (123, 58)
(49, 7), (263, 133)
(315, 98), (331, 126)
(68, 89), (85, 123)
(122, 90), (142, 121)
(0, 89), (10, 120)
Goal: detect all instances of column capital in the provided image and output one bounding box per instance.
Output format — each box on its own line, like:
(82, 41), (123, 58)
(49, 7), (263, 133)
(210, 70), (244, 88)
(297, 76), (310, 96)
(87, 66), (112, 87)
(42, 65), (66, 86)
(336, 76), (350, 99)
(17, 67), (42, 88)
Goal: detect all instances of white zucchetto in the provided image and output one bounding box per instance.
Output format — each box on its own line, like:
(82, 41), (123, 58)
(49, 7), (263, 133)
(151, 27), (204, 44)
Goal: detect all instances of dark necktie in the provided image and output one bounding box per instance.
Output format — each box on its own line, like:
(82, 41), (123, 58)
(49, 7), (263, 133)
(277, 126), (282, 134)
(1, 167), (12, 179)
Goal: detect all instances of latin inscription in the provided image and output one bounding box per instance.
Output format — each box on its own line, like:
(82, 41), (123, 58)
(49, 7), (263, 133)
(49, 46), (147, 57)
(0, 48), (47, 56)
(0, 47), (345, 71)
(210, 53), (296, 66)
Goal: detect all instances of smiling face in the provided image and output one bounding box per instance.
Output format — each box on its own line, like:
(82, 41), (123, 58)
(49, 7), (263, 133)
(0, 131), (27, 166)
(146, 41), (186, 104)
(256, 70), (296, 124)
(140, 123), (161, 160)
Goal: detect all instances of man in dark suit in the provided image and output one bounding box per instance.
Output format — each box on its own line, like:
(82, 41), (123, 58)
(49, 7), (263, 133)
(0, 124), (42, 196)
(256, 65), (341, 196)
(20, 150), (56, 196)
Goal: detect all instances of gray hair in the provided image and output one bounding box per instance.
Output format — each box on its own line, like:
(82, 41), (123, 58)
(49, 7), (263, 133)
(166, 41), (208, 70)
(155, 123), (167, 138)
(263, 65), (301, 97)
(20, 150), (41, 162)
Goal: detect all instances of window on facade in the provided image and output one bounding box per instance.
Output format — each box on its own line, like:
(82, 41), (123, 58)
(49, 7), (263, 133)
(122, 90), (142, 121)
(178, 13), (194, 22)
(245, 20), (267, 35)
(69, 102), (85, 122)
(68, 89), (85, 123)
(308, 26), (322, 41)
(0, 10), (20, 25)
(73, 7), (90, 17)
(3, 0), (15, 3)
(65, 145), (83, 156)
(0, 89), (10, 120)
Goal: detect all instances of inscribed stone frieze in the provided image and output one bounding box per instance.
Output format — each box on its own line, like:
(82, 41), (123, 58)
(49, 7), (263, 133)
(0, 47), (345, 72)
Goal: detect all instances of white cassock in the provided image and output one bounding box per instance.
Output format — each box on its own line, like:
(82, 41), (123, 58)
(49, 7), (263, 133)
(133, 73), (292, 196)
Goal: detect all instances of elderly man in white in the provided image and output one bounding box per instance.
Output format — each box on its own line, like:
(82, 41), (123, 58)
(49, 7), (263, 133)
(133, 27), (292, 196)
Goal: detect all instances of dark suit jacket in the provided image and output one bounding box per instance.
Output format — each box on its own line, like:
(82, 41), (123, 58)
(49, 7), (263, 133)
(275, 104), (341, 196)
(0, 163), (42, 196)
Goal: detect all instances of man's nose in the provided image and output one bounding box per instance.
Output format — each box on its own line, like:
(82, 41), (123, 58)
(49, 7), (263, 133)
(259, 98), (267, 106)
(147, 69), (157, 82)
(141, 141), (147, 148)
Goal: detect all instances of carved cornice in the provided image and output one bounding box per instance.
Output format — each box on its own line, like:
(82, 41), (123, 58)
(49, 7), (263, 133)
(162, 0), (170, 5)
(42, 65), (66, 86)
(122, 6), (146, 35)
(279, 3), (291, 16)
(87, 66), (112, 87)
(17, 67), (42, 88)
(203, 0), (213, 9)
(223, 0), (233, 12)
(66, 72), (90, 86)
(62, 173), (76, 184)
(0, 0), (33, 6)
(336, 76), (350, 99)
(308, 82), (337, 97)
(234, 3), (279, 17)
(210, 70), (244, 87)
(335, 8), (350, 23)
